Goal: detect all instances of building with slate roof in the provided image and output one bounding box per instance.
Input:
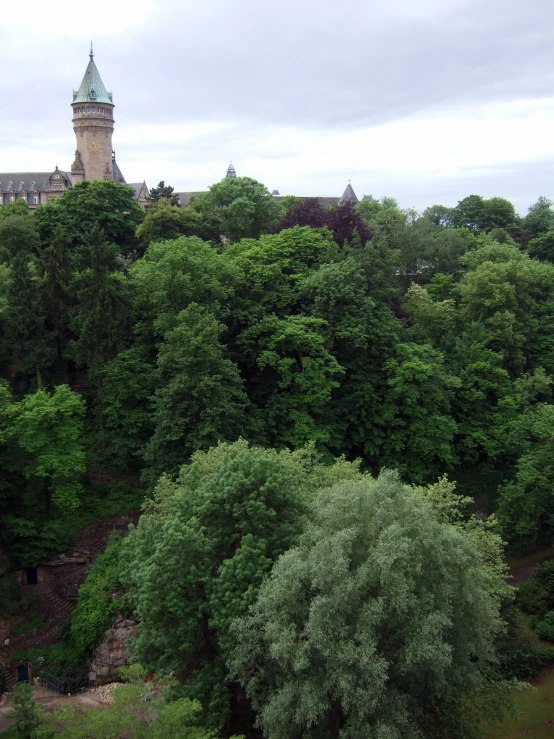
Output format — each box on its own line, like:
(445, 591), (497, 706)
(175, 165), (374, 209)
(0, 45), (148, 209)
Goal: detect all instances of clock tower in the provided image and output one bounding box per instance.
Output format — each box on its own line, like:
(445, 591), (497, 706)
(71, 44), (114, 183)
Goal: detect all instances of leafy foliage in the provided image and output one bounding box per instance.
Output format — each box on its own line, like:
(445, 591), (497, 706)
(120, 440), (358, 728)
(231, 470), (511, 739)
(11, 682), (40, 739)
(34, 667), (231, 739)
(33, 180), (143, 252)
(278, 198), (372, 247)
(69, 534), (125, 655)
(190, 176), (281, 243)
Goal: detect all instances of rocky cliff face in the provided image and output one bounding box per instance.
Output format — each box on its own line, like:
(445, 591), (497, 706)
(91, 615), (138, 683)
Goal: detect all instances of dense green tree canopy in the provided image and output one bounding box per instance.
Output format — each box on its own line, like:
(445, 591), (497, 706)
(4, 177), (554, 738)
(136, 197), (202, 247)
(231, 471), (508, 739)
(0, 215), (41, 262)
(34, 180), (143, 251)
(522, 196), (554, 237)
(190, 176), (282, 243)
(131, 236), (238, 335)
(143, 305), (254, 484)
(121, 441), (315, 727)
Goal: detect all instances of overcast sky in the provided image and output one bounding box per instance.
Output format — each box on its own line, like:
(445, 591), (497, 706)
(1, 0), (553, 213)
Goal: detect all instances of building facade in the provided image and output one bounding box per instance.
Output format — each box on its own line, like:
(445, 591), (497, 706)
(0, 47), (148, 209)
(176, 164), (373, 208)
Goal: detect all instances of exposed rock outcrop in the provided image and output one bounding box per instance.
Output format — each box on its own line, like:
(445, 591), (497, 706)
(91, 615), (138, 683)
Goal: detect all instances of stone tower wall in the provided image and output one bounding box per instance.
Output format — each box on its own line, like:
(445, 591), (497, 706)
(72, 105), (114, 182)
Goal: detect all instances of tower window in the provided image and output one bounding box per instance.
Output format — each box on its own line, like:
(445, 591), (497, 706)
(33, 196), (39, 204)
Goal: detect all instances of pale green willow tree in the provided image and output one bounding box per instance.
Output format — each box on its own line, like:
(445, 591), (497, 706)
(230, 470), (514, 739)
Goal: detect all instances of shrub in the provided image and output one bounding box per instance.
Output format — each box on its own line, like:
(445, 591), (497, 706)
(15, 642), (83, 678)
(516, 560), (554, 618)
(69, 533), (124, 655)
(538, 645), (554, 664)
(536, 611), (554, 641)
(11, 682), (40, 738)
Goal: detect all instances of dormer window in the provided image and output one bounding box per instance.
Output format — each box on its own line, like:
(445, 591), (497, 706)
(90, 89), (96, 100)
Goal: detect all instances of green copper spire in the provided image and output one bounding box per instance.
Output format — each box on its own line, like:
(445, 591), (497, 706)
(72, 47), (113, 105)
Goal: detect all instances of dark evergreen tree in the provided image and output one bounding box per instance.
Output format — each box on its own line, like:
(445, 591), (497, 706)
(36, 226), (74, 380)
(70, 228), (132, 378)
(147, 180), (179, 206)
(3, 253), (55, 385)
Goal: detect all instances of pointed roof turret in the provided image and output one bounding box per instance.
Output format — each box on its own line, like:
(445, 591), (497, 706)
(338, 181), (358, 205)
(72, 46), (113, 105)
(226, 161), (236, 179)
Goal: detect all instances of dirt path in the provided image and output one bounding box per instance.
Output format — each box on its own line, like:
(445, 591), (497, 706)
(509, 546), (554, 585)
(0, 684), (109, 732)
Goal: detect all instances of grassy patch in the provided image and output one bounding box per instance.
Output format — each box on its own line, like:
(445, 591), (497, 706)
(481, 665), (554, 739)
(12, 616), (45, 635)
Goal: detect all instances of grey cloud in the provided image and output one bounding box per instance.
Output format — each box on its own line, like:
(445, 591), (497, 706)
(1, 0), (553, 210)
(112, 0), (554, 128)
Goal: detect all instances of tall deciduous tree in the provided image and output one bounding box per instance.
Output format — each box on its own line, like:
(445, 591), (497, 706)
(238, 315), (343, 448)
(423, 203), (456, 229)
(381, 343), (460, 482)
(121, 440), (316, 728)
(9, 385), (85, 515)
(527, 231), (554, 263)
(34, 180), (144, 252)
(98, 347), (157, 471)
(0, 215), (41, 263)
(522, 196), (554, 237)
(190, 177), (281, 243)
(300, 256), (399, 461)
(231, 471), (510, 739)
(136, 197), (202, 247)
(278, 199), (372, 247)
(131, 236), (238, 336)
(453, 195), (516, 233)
(224, 226), (338, 326)
(143, 304), (254, 485)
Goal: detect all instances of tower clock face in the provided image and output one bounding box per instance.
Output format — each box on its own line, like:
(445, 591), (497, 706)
(88, 139), (103, 153)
